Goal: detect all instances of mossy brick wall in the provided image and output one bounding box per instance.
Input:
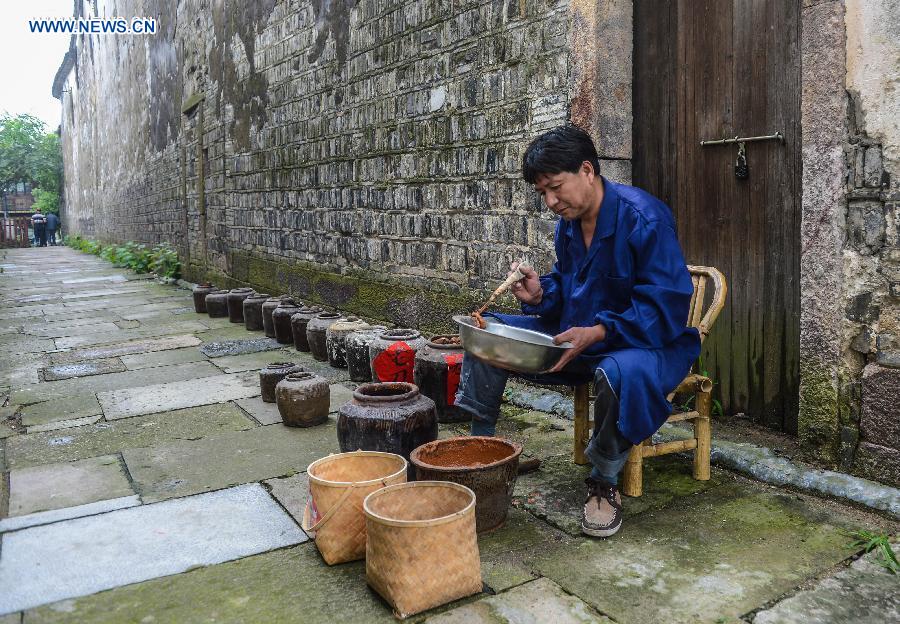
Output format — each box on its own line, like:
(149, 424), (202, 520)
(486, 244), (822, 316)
(58, 0), (580, 323)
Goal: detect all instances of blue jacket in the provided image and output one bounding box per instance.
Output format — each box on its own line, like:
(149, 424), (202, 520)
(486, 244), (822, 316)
(493, 179), (700, 443)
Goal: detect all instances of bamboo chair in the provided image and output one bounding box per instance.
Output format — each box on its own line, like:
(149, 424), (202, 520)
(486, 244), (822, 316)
(573, 265), (727, 497)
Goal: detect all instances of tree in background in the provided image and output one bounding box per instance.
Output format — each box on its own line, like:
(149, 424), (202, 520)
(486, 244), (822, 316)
(0, 113), (62, 215)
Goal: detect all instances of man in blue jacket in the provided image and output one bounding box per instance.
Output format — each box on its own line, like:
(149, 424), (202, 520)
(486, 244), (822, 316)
(455, 125), (699, 537)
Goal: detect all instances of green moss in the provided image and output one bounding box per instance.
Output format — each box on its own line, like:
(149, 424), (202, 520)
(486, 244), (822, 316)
(188, 251), (517, 336)
(797, 359), (841, 465)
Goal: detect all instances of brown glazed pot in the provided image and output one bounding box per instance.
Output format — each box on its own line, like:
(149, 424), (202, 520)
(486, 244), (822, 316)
(259, 362), (303, 403)
(275, 372), (330, 427)
(413, 335), (467, 423)
(192, 283), (214, 313)
(242, 292), (270, 331)
(289, 306), (322, 352)
(410, 436), (522, 533)
(345, 326), (387, 382)
(306, 312), (345, 361)
(227, 288), (255, 323)
(369, 329), (427, 384)
(326, 317), (371, 369)
(204, 290), (230, 318)
(337, 382), (437, 480)
(272, 299), (301, 344)
(261, 296), (286, 338)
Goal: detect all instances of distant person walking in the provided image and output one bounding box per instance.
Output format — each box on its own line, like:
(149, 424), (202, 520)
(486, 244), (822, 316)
(46, 212), (60, 246)
(31, 208), (48, 247)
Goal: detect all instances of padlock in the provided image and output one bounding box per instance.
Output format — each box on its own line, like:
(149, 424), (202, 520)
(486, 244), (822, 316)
(735, 142), (749, 180)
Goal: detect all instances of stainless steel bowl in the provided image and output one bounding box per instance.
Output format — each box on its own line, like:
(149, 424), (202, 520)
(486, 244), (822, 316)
(454, 315), (572, 374)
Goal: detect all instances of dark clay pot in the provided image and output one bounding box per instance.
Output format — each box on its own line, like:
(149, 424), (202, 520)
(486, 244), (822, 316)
(259, 362), (303, 403)
(306, 312), (345, 361)
(205, 290), (230, 318)
(369, 329), (427, 384)
(272, 299), (301, 344)
(227, 288), (255, 323)
(337, 382), (437, 480)
(326, 317), (371, 369)
(345, 326), (387, 382)
(290, 306), (322, 352)
(413, 335), (468, 423)
(261, 296), (286, 338)
(192, 283), (214, 313)
(275, 372), (330, 427)
(410, 436), (522, 533)
(242, 292), (270, 331)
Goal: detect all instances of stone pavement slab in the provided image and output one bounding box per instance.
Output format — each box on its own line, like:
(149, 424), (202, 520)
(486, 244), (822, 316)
(532, 482), (878, 624)
(753, 543), (900, 623)
(7, 455), (134, 516)
(98, 371), (259, 419)
(13, 361), (221, 405)
(6, 403), (255, 469)
(0, 484), (307, 615)
(0, 495), (141, 533)
(54, 320), (208, 349)
(513, 453), (727, 536)
(26, 322), (122, 339)
(20, 394), (102, 428)
(198, 337), (283, 358)
(425, 577), (613, 624)
(22, 545), (393, 624)
(119, 347), (207, 370)
(208, 348), (297, 373)
(263, 472), (309, 527)
(197, 326), (267, 345)
(40, 358), (126, 381)
(476, 508), (563, 592)
(49, 334), (202, 364)
(27, 414), (103, 434)
(123, 420), (339, 502)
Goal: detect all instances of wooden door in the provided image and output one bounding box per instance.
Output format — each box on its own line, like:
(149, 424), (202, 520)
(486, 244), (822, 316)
(633, 0), (801, 432)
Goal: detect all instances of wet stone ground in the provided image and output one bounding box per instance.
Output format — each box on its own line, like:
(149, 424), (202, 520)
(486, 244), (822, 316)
(1, 247), (898, 623)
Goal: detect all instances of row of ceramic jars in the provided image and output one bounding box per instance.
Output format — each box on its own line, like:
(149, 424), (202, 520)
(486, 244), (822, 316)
(193, 283), (466, 423)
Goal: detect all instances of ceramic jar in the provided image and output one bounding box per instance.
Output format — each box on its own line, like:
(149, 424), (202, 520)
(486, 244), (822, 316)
(259, 362), (304, 403)
(413, 335), (467, 423)
(192, 283), (214, 313)
(369, 329), (427, 384)
(345, 326), (387, 382)
(290, 306), (322, 352)
(306, 312), (345, 361)
(272, 299), (301, 344)
(242, 292), (270, 331)
(275, 372), (330, 427)
(337, 382), (438, 479)
(204, 290), (229, 318)
(261, 296), (286, 338)
(227, 288), (255, 323)
(326, 317), (371, 368)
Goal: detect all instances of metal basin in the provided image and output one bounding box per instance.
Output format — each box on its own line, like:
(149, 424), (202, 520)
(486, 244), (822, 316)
(453, 315), (572, 374)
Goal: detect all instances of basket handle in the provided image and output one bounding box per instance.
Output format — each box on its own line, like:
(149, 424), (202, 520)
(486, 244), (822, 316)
(300, 483), (357, 535)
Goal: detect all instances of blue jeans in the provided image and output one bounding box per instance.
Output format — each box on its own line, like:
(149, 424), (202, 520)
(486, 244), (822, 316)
(455, 355), (632, 485)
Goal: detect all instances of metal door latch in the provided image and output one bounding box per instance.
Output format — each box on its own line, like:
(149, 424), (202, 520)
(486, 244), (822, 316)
(700, 132), (783, 180)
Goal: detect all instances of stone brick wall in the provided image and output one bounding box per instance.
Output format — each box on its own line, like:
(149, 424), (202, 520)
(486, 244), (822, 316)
(59, 0), (605, 323)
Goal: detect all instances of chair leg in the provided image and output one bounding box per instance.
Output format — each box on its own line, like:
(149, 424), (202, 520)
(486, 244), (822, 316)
(573, 383), (590, 465)
(621, 442), (645, 497)
(693, 389), (712, 481)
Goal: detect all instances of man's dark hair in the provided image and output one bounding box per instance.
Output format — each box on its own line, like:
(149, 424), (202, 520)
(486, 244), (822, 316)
(522, 124), (601, 184)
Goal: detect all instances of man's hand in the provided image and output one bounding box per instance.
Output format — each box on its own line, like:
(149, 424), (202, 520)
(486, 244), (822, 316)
(547, 324), (607, 373)
(509, 261), (543, 305)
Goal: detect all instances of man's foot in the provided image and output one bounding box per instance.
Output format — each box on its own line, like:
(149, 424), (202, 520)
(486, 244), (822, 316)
(582, 478), (623, 537)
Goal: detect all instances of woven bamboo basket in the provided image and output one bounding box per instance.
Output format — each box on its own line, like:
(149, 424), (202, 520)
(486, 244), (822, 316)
(363, 481), (482, 619)
(302, 451), (407, 565)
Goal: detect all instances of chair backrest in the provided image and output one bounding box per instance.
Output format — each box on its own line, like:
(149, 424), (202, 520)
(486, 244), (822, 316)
(686, 265), (727, 344)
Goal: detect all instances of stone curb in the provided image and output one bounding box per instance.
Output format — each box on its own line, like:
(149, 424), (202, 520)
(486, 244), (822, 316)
(505, 384), (900, 518)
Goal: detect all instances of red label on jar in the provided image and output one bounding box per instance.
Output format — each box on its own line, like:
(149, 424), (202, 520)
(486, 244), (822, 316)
(443, 352), (464, 406)
(373, 341), (415, 383)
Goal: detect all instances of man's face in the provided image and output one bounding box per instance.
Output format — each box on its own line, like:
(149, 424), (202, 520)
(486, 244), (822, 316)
(533, 162), (596, 221)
